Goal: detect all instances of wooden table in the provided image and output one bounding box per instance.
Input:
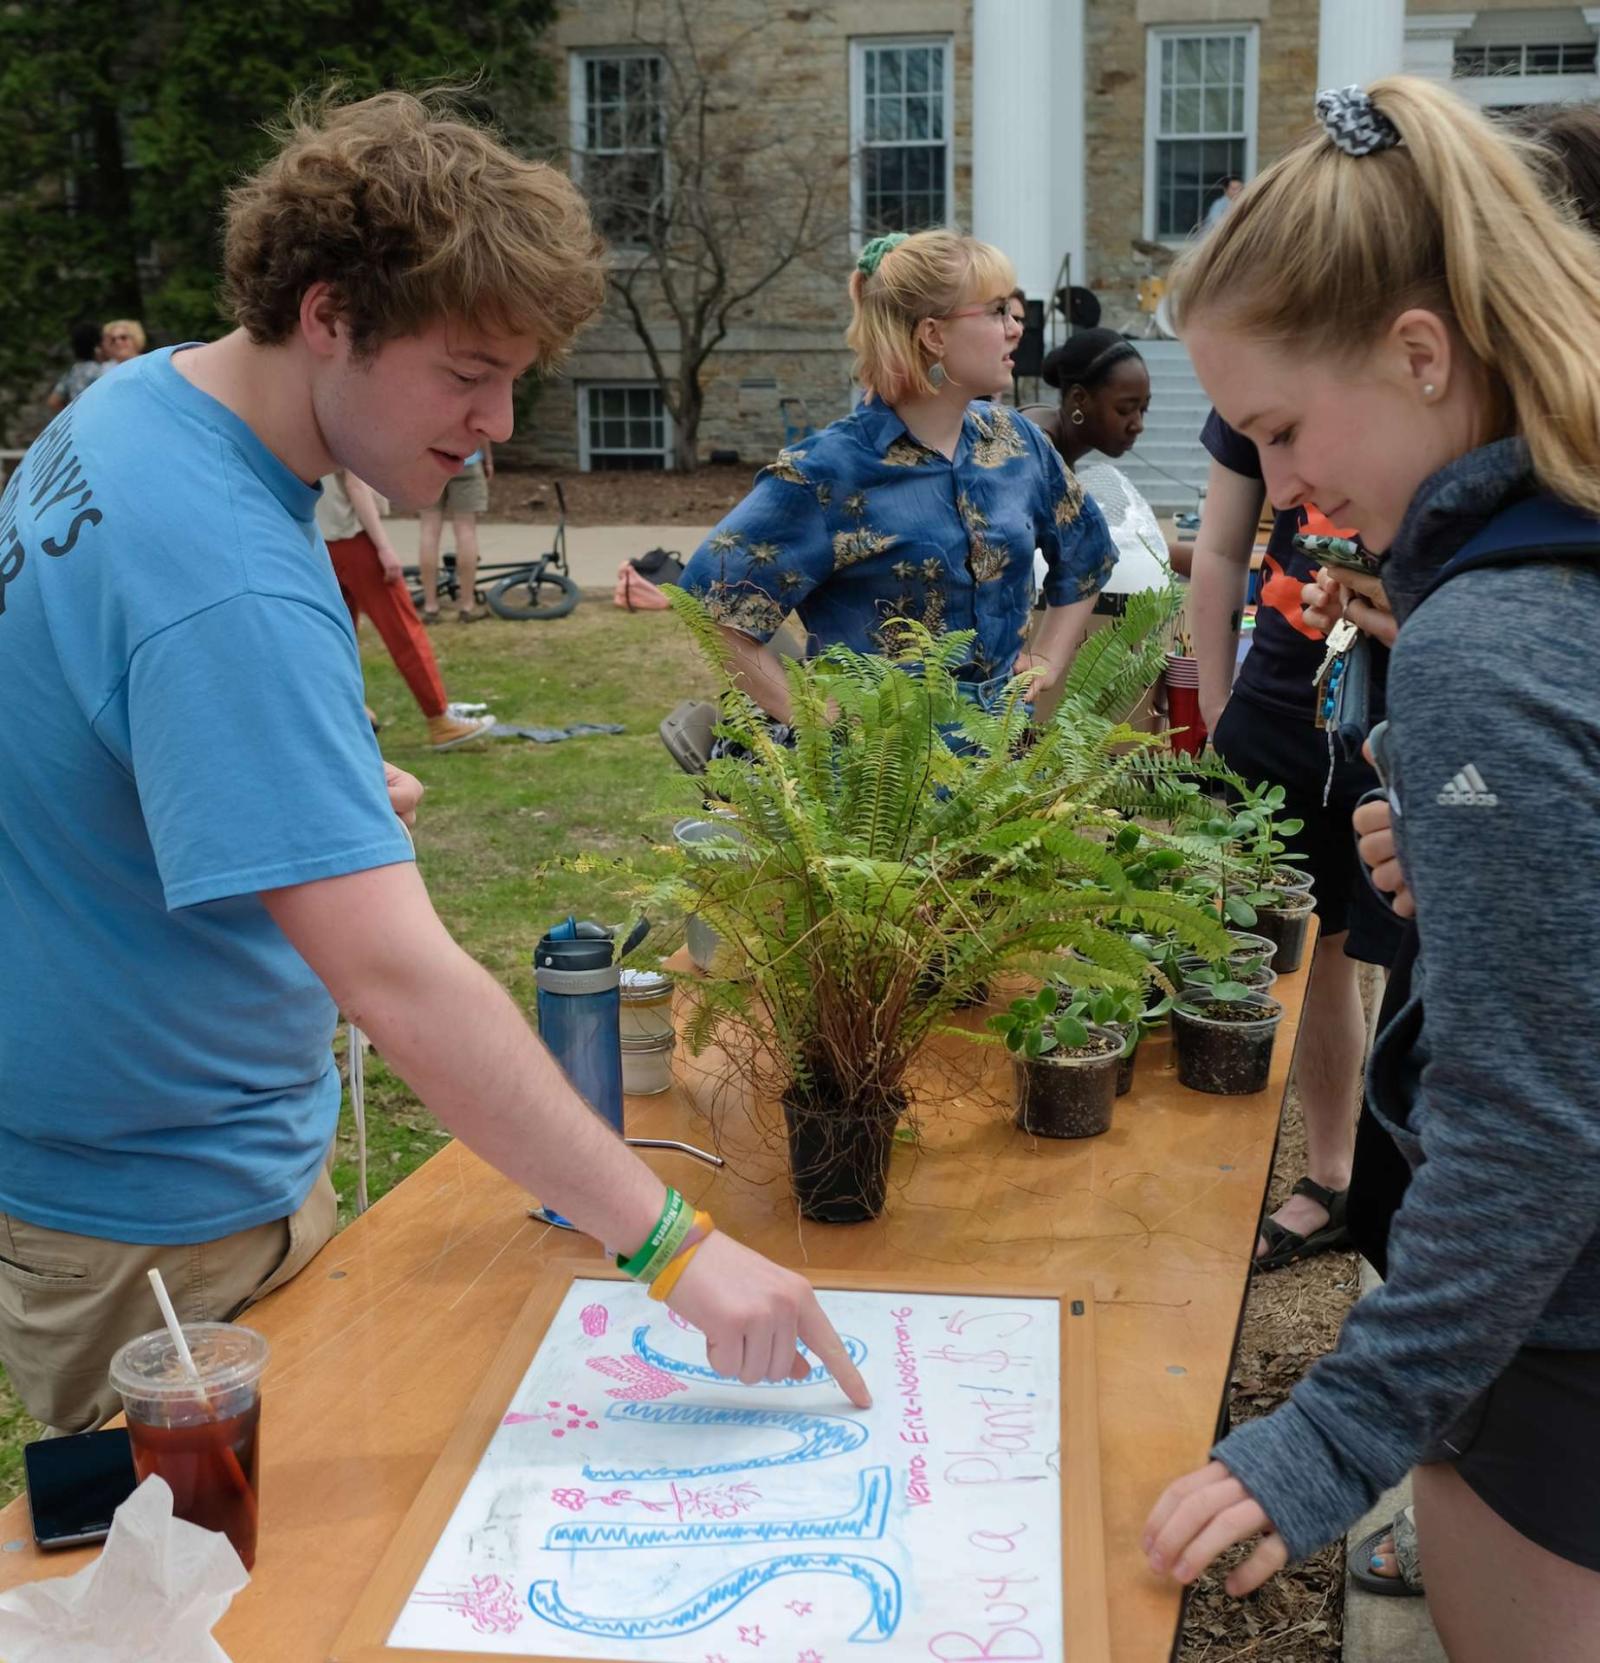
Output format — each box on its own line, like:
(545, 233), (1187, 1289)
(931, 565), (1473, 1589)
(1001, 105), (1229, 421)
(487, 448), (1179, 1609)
(0, 967), (1308, 1662)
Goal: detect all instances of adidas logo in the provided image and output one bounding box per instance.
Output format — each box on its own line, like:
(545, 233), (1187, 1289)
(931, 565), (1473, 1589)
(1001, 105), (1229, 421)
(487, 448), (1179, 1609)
(1437, 764), (1498, 807)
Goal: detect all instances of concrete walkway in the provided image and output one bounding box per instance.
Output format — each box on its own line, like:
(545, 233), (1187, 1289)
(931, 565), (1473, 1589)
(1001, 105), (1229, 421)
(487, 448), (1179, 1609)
(381, 520), (716, 591)
(1343, 1262), (1448, 1663)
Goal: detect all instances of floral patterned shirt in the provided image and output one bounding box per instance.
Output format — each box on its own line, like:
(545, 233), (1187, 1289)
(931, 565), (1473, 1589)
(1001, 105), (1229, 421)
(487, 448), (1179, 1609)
(681, 397), (1116, 682)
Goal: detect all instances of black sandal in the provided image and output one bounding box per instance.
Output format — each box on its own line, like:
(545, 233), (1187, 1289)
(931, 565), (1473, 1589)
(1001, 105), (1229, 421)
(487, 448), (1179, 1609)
(1254, 1176), (1351, 1271)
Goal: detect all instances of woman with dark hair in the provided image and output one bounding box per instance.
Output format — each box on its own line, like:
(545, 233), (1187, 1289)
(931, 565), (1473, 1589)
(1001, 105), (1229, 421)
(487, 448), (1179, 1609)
(1023, 328), (1191, 582)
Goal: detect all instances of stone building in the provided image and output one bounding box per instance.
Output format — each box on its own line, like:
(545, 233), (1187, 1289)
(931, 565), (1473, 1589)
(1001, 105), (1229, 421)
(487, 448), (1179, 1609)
(530, 0), (1600, 498)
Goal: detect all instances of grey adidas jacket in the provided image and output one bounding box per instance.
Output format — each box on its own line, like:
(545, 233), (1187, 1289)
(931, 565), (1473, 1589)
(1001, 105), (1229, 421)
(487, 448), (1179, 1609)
(1213, 439), (1600, 1561)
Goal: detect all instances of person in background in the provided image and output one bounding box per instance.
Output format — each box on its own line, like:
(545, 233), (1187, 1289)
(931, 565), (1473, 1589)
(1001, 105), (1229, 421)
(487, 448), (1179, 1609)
(46, 322), (105, 411)
(1023, 328), (1192, 579)
(418, 439), (492, 622)
(680, 229), (1115, 723)
(1145, 78), (1600, 1659)
(316, 470), (496, 750)
(101, 319), (146, 364)
(1203, 174), (1244, 232)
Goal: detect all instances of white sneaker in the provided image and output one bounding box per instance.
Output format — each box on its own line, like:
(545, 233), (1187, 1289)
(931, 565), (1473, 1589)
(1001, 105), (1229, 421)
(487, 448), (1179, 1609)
(446, 701), (490, 719)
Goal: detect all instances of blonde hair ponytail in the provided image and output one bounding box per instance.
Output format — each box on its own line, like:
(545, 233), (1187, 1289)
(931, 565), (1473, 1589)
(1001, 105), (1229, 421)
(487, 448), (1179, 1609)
(1172, 75), (1600, 515)
(847, 229), (1015, 403)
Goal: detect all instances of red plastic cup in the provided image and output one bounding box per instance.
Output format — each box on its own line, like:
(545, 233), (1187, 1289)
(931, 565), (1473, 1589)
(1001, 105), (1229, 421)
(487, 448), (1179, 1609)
(109, 1322), (268, 1568)
(1166, 682), (1208, 755)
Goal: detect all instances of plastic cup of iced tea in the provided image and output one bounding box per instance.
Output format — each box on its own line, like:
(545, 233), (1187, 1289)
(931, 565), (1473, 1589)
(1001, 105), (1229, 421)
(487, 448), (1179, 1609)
(108, 1322), (269, 1569)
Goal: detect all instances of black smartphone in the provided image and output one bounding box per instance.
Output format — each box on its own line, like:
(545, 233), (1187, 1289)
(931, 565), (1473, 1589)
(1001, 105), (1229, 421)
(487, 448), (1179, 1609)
(23, 1428), (138, 1549)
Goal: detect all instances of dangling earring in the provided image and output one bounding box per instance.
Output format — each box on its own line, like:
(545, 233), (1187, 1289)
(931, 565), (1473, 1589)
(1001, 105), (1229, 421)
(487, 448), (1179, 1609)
(929, 360), (946, 389)
(1069, 406), (1086, 427)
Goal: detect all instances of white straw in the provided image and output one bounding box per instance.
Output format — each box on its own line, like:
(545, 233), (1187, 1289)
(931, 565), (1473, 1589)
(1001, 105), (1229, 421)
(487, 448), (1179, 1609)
(147, 1266), (204, 1386)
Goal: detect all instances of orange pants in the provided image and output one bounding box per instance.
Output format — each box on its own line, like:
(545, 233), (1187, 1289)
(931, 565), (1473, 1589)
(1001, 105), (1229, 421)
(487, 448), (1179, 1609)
(326, 532), (448, 719)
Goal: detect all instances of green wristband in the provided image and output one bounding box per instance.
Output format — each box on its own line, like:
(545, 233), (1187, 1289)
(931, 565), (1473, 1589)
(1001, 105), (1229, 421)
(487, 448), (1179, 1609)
(616, 1189), (685, 1278)
(635, 1204), (698, 1285)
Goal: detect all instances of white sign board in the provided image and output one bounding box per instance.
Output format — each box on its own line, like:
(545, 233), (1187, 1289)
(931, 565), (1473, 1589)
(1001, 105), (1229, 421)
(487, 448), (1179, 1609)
(382, 1277), (1069, 1661)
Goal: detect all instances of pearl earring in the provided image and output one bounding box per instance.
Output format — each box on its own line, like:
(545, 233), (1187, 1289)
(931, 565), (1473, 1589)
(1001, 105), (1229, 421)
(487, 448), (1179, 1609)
(1422, 383), (1437, 398)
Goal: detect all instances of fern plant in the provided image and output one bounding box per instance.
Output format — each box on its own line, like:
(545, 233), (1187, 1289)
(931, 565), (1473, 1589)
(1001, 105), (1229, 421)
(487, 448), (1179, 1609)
(622, 588), (1230, 1218)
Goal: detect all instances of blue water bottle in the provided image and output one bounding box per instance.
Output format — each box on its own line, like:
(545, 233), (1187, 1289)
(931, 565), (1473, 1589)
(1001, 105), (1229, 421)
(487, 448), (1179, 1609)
(534, 917), (630, 1136)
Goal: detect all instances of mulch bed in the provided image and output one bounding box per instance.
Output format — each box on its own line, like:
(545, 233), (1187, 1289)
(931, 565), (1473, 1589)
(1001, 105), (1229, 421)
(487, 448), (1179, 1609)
(1177, 1094), (1360, 1663)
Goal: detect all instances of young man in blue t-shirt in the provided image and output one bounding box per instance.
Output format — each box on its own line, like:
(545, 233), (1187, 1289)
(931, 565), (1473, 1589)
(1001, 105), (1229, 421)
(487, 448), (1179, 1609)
(0, 91), (866, 1432)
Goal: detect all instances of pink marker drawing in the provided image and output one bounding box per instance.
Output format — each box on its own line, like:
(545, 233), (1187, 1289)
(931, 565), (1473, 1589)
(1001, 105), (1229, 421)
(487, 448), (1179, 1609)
(738, 1624), (766, 1647)
(412, 1573), (524, 1635)
(586, 1352), (688, 1401)
(580, 1302), (610, 1337)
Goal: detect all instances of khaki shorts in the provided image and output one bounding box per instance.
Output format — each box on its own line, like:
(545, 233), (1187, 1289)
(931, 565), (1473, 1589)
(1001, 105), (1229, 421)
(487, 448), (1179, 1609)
(0, 1169), (337, 1434)
(435, 460), (489, 517)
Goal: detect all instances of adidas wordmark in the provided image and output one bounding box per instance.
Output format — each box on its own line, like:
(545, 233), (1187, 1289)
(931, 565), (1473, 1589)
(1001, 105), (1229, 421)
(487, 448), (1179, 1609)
(1437, 764), (1498, 807)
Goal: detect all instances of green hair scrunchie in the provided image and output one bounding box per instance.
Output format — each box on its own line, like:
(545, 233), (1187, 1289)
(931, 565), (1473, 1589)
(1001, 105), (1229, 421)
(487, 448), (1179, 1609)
(856, 232), (908, 276)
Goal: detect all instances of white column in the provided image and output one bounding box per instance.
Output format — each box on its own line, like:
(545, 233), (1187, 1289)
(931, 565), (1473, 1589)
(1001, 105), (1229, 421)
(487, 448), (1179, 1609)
(1317, 0), (1405, 91)
(972, 0), (1056, 302)
(1050, 0), (1087, 300)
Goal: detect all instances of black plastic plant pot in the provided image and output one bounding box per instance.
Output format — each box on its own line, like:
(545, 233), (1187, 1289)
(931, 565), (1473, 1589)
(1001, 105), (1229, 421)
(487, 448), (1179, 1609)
(1013, 1026), (1122, 1138)
(781, 1088), (901, 1223)
(1172, 995), (1283, 1095)
(1252, 896), (1316, 974)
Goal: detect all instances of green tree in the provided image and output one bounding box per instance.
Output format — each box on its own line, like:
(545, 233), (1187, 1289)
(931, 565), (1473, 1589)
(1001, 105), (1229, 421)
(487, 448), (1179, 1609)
(0, 0), (558, 440)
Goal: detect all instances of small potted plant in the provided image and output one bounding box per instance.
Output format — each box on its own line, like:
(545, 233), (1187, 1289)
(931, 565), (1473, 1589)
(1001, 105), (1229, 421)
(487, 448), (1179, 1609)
(1171, 978), (1285, 1096)
(989, 987), (1124, 1138)
(1223, 782), (1316, 973)
(1177, 952), (1277, 993)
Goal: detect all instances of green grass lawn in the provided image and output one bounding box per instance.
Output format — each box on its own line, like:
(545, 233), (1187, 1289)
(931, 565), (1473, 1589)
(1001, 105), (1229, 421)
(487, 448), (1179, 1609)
(0, 600), (719, 1508)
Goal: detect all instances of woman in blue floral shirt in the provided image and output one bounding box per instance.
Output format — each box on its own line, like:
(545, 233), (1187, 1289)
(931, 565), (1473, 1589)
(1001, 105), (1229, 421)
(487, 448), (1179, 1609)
(681, 230), (1117, 722)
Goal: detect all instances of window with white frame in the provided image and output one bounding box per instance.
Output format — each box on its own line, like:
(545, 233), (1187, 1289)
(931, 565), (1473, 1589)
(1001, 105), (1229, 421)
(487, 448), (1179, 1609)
(580, 385), (671, 472)
(1445, 8), (1600, 108)
(1146, 28), (1257, 241)
(850, 38), (954, 237)
(570, 51), (666, 247)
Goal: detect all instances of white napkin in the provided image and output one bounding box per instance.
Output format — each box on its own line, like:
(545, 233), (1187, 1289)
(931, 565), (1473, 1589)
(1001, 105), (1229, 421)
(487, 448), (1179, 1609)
(0, 1474), (248, 1662)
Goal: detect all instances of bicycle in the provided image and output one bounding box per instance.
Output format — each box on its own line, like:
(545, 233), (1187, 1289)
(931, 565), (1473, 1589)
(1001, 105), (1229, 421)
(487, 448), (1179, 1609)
(406, 481), (582, 621)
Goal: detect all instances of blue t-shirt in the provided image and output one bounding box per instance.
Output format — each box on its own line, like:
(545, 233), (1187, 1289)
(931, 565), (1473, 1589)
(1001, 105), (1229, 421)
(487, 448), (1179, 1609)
(681, 398), (1116, 683)
(0, 348), (414, 1244)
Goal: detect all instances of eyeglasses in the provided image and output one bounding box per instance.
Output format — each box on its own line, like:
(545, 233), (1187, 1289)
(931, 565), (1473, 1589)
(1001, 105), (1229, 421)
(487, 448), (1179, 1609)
(939, 299), (1017, 324)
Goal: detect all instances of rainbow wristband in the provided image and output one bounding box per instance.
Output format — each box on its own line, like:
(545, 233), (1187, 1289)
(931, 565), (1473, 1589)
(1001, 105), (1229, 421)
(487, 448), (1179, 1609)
(649, 1234), (708, 1303)
(616, 1188), (685, 1279)
(649, 1212), (714, 1303)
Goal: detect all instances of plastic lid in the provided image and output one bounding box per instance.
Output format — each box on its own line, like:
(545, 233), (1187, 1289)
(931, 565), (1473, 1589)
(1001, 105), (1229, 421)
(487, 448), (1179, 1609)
(108, 1322), (269, 1402)
(534, 934), (614, 972)
(619, 968), (672, 997)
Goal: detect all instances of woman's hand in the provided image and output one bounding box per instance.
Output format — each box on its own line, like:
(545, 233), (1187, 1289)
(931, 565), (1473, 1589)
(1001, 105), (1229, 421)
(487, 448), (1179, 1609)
(1143, 1460), (1288, 1596)
(1353, 783), (1414, 919)
(1301, 569), (1397, 647)
(1012, 649), (1059, 701)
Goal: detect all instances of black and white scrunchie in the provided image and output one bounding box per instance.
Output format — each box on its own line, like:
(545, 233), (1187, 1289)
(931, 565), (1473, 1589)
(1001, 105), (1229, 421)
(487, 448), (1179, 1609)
(1314, 85), (1401, 157)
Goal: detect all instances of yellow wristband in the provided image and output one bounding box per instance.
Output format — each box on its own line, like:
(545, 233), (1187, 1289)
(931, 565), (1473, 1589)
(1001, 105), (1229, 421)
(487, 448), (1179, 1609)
(649, 1222), (712, 1303)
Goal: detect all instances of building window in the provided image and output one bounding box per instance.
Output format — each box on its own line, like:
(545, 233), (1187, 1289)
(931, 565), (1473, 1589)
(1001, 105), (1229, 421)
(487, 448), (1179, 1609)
(570, 51), (666, 247)
(1455, 40), (1597, 78)
(580, 385), (671, 472)
(1145, 27), (1257, 242)
(850, 37), (954, 237)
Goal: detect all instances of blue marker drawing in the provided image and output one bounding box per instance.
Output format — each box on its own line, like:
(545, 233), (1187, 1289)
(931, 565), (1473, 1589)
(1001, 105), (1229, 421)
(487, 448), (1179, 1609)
(583, 1402), (868, 1482)
(528, 1552), (902, 1641)
(547, 1465), (890, 1550)
(631, 1324), (868, 1388)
